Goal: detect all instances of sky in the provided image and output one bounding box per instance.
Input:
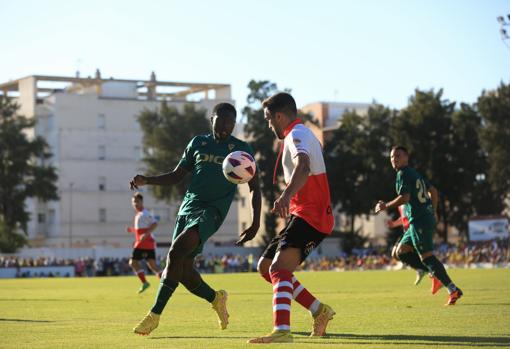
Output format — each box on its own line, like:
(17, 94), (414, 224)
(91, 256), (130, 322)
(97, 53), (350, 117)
(1, 0), (509, 111)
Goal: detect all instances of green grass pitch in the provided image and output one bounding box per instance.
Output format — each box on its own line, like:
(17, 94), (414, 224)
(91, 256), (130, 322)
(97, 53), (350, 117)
(1, 269), (509, 348)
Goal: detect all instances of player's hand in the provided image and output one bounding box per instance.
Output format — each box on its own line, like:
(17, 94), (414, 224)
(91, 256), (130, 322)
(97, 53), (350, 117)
(235, 223), (259, 246)
(385, 220), (395, 229)
(375, 200), (386, 214)
(272, 192), (291, 218)
(130, 175), (147, 190)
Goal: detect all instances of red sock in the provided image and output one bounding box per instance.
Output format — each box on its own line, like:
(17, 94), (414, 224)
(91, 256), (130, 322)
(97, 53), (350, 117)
(292, 275), (320, 314)
(262, 272), (320, 314)
(136, 270), (147, 283)
(270, 269), (293, 332)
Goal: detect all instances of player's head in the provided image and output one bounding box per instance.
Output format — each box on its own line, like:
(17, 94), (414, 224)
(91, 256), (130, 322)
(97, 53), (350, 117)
(262, 92), (297, 140)
(211, 103), (236, 141)
(390, 146), (409, 170)
(132, 192), (144, 211)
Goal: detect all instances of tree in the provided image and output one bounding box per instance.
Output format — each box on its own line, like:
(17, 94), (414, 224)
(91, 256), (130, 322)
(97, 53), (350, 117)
(243, 80), (280, 245)
(0, 96), (58, 252)
(477, 82), (510, 206)
(324, 104), (396, 237)
(391, 89), (457, 241)
(137, 102), (210, 202)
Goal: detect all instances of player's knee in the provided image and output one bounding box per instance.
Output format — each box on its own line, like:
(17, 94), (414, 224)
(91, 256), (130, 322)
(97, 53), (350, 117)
(397, 244), (413, 255)
(128, 259), (135, 267)
(257, 258), (269, 275)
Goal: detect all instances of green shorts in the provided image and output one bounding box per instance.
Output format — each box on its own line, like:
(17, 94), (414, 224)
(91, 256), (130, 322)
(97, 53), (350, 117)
(172, 208), (222, 257)
(401, 222), (434, 255)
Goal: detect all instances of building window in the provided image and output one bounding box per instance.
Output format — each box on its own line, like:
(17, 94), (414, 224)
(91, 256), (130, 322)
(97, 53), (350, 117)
(98, 145), (106, 160)
(97, 113), (106, 129)
(48, 209), (56, 225)
(99, 208), (107, 222)
(98, 176), (106, 191)
(240, 197), (246, 208)
(241, 222), (247, 231)
(38, 213), (46, 223)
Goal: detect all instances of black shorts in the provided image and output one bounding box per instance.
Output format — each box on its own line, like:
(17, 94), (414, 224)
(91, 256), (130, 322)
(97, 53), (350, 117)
(131, 248), (156, 261)
(261, 215), (326, 262)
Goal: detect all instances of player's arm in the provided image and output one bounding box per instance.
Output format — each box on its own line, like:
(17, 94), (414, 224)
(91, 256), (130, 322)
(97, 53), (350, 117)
(130, 165), (188, 189)
(428, 185), (438, 214)
(386, 217), (403, 229)
(236, 173), (262, 245)
(139, 222), (157, 241)
(375, 194), (410, 213)
(273, 153), (310, 218)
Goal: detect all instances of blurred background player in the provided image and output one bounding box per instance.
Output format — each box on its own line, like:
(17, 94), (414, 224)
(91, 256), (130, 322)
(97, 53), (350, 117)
(375, 146), (462, 306)
(129, 103), (262, 336)
(249, 92), (335, 344)
(387, 205), (442, 293)
(126, 192), (162, 293)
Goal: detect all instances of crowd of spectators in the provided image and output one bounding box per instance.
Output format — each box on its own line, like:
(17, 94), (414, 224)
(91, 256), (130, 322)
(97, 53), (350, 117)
(1, 239), (508, 278)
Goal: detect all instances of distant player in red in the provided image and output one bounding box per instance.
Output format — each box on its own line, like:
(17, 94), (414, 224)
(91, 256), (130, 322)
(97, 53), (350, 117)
(126, 192), (162, 293)
(249, 92), (335, 344)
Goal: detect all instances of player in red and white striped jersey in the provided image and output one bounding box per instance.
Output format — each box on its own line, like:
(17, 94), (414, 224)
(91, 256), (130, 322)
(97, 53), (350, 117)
(127, 192), (162, 293)
(249, 93), (335, 344)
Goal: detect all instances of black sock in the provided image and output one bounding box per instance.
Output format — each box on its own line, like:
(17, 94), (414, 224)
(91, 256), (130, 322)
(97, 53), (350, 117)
(151, 278), (179, 315)
(398, 252), (428, 271)
(422, 256), (453, 287)
(186, 280), (216, 303)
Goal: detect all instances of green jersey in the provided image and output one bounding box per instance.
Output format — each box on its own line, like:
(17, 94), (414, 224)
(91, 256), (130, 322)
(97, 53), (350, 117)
(177, 134), (254, 223)
(395, 166), (435, 226)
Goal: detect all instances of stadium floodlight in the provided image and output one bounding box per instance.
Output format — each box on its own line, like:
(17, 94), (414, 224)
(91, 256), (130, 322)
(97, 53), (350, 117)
(508, 14), (510, 22)
(497, 16), (505, 24)
(501, 29), (509, 38)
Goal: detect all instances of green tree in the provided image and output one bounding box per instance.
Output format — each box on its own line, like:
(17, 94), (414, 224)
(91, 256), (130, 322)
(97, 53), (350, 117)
(243, 80), (280, 245)
(390, 89), (457, 241)
(137, 102), (210, 201)
(0, 96), (58, 252)
(477, 82), (510, 205)
(324, 104), (395, 237)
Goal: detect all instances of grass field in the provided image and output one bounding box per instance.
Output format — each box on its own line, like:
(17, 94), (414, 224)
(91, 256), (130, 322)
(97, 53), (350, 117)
(1, 269), (510, 349)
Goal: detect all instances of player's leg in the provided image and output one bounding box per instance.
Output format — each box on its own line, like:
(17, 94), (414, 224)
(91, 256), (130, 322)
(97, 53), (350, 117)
(258, 254), (321, 317)
(181, 258), (229, 329)
(396, 242), (428, 286)
(129, 251), (149, 292)
(146, 251), (162, 279)
(410, 224), (463, 305)
(133, 217), (199, 336)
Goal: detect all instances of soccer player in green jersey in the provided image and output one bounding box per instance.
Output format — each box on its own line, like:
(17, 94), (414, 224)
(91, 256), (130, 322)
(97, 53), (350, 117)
(129, 103), (262, 335)
(375, 146), (463, 306)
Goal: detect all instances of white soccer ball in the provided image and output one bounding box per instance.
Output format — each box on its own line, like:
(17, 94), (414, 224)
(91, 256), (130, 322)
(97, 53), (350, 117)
(222, 151), (256, 184)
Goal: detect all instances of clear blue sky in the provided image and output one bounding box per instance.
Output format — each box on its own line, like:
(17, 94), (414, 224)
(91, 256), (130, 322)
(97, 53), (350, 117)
(1, 0), (509, 110)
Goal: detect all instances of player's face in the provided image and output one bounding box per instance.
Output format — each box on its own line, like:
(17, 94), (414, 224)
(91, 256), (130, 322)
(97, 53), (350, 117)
(264, 108), (284, 139)
(390, 149), (408, 170)
(132, 198), (143, 211)
(211, 114), (235, 140)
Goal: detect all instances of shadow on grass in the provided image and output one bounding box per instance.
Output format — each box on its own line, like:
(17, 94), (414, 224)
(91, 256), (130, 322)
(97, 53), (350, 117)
(0, 318), (54, 323)
(293, 332), (510, 347)
(150, 336), (247, 340)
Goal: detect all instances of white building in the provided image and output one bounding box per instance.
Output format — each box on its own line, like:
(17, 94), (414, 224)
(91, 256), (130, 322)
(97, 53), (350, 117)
(0, 72), (241, 248)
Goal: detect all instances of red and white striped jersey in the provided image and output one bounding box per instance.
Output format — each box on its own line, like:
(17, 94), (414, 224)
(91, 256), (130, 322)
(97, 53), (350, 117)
(282, 122), (334, 234)
(133, 209), (157, 249)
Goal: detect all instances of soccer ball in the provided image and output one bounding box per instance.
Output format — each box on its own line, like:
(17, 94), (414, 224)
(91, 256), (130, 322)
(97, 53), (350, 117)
(222, 151), (256, 184)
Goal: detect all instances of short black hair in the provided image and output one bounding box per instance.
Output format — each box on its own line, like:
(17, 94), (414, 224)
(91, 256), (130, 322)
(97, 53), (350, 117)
(213, 103), (236, 120)
(391, 145), (408, 154)
(262, 92), (297, 118)
(133, 192), (143, 201)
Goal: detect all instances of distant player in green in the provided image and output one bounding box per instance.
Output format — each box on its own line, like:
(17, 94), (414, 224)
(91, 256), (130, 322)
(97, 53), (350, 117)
(375, 146), (463, 306)
(129, 103), (262, 335)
